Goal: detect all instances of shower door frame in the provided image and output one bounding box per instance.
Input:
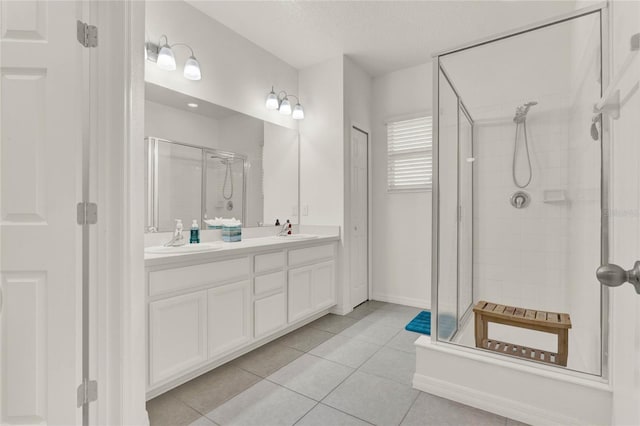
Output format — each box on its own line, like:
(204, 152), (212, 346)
(436, 64), (476, 340)
(145, 136), (249, 231)
(430, 2), (611, 379)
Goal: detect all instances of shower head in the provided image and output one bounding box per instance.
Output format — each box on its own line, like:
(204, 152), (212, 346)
(513, 101), (538, 123)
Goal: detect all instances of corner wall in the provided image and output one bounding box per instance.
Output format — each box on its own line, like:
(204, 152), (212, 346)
(371, 63), (433, 308)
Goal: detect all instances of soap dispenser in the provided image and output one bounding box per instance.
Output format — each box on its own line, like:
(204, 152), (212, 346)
(190, 219), (200, 244)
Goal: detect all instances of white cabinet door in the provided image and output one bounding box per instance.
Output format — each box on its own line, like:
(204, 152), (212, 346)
(288, 267), (314, 323)
(313, 261), (335, 310)
(288, 261), (336, 323)
(149, 291), (207, 386)
(255, 292), (286, 338)
(208, 281), (251, 358)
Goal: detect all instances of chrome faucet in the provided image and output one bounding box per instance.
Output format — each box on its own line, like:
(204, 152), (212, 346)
(278, 220), (291, 236)
(164, 219), (186, 247)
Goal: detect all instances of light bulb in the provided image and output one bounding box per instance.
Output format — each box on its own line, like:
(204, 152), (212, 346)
(292, 103), (304, 120)
(279, 97), (292, 115)
(183, 56), (201, 80)
(157, 44), (176, 71)
(265, 90), (279, 110)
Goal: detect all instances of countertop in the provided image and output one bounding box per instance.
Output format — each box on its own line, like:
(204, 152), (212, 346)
(144, 234), (340, 268)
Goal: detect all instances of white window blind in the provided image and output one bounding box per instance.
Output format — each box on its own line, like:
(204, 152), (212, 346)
(387, 116), (433, 191)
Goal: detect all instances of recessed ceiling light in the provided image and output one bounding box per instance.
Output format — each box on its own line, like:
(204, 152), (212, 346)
(187, 102), (198, 108)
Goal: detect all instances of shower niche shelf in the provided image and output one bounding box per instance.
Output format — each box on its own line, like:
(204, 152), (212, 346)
(543, 189), (567, 204)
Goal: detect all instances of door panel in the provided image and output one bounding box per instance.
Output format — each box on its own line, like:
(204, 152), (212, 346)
(208, 281), (251, 358)
(254, 292), (286, 338)
(313, 261), (335, 310)
(1, 1), (83, 424)
(350, 128), (368, 307)
(288, 267), (314, 322)
(149, 291), (207, 386)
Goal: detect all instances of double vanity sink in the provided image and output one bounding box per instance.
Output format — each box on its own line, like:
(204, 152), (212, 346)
(144, 230), (338, 398)
(144, 234), (320, 255)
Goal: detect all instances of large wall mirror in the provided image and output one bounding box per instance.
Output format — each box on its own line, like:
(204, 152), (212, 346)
(145, 83), (299, 232)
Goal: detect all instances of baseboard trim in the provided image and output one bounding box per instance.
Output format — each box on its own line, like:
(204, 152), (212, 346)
(412, 373), (581, 426)
(372, 293), (430, 309)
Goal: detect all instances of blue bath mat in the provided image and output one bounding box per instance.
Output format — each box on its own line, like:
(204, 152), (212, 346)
(405, 311), (457, 339)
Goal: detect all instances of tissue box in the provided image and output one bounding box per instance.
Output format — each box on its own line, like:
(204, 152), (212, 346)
(222, 225), (242, 242)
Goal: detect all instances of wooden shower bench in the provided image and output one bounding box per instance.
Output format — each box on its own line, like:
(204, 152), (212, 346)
(473, 300), (572, 366)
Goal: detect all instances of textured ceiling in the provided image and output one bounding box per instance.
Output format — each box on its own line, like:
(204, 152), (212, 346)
(186, 0), (585, 77)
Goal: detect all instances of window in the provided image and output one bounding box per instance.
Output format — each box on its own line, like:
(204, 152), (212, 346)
(387, 115), (433, 191)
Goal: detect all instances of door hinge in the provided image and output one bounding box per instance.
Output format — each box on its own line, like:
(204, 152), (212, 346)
(77, 20), (98, 48)
(77, 202), (98, 225)
(77, 379), (97, 407)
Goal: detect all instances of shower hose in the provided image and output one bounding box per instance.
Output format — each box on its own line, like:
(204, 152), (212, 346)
(512, 120), (532, 188)
(223, 160), (234, 200)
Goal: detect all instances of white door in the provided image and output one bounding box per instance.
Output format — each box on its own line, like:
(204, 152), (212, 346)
(0, 1), (85, 424)
(608, 2), (640, 423)
(350, 127), (369, 307)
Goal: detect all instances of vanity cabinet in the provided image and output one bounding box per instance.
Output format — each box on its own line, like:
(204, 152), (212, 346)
(145, 238), (338, 397)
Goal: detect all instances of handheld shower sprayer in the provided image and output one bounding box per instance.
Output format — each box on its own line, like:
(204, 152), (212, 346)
(512, 101), (537, 189)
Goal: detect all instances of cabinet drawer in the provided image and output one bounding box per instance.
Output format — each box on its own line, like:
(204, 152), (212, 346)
(288, 244), (334, 267)
(254, 271), (285, 296)
(254, 292), (286, 338)
(254, 251), (285, 274)
(149, 257), (249, 297)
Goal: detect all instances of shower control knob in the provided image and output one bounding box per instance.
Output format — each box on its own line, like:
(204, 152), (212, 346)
(596, 262), (640, 294)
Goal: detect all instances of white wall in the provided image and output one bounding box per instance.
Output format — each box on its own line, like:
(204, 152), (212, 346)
(371, 63), (433, 308)
(298, 57), (345, 227)
(343, 56), (373, 308)
(145, 0), (298, 130)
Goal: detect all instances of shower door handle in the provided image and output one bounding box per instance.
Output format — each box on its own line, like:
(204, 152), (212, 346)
(596, 262), (640, 294)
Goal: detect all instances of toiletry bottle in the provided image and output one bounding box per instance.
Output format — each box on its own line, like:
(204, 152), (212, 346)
(275, 219), (280, 226)
(190, 219), (200, 244)
(286, 219), (292, 235)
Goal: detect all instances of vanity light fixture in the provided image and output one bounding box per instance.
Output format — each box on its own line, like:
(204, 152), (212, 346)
(265, 86), (304, 120)
(146, 35), (202, 81)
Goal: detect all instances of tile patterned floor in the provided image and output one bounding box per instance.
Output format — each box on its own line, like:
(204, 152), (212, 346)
(147, 301), (527, 426)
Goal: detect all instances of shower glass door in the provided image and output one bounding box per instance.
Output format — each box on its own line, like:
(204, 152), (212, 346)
(433, 9), (606, 377)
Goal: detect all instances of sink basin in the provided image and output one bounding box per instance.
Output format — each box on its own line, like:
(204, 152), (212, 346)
(145, 242), (224, 255)
(275, 234), (320, 241)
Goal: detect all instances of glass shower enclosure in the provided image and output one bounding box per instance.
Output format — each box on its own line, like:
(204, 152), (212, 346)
(432, 7), (608, 377)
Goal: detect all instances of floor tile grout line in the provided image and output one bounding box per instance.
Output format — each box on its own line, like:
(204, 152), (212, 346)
(317, 326), (388, 404)
(397, 390), (422, 426)
(313, 403), (377, 426)
(291, 401), (320, 426)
